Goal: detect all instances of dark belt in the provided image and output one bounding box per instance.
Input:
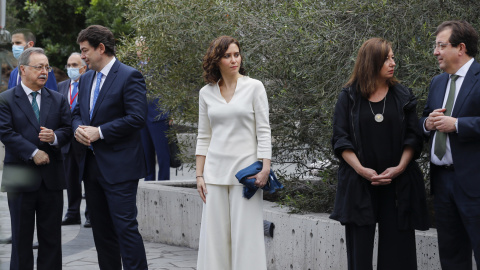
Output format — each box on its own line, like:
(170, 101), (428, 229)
(431, 163), (454, 171)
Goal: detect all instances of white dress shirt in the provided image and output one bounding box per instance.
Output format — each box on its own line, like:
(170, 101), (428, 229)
(89, 57), (116, 139)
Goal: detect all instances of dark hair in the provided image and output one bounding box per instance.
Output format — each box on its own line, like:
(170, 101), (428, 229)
(435, 20), (479, 57)
(77, 25), (116, 56)
(202, 36), (245, 84)
(12, 28), (36, 44)
(345, 38), (398, 98)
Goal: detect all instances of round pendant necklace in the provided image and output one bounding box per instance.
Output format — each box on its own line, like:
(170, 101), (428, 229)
(368, 94), (386, 123)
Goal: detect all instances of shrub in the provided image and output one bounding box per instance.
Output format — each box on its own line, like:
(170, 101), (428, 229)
(118, 0), (480, 213)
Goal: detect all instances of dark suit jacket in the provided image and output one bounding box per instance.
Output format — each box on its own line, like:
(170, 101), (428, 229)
(421, 60), (480, 197)
(72, 59), (147, 184)
(0, 85), (72, 192)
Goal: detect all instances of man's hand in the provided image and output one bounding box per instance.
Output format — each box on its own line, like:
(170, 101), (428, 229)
(75, 125), (100, 146)
(33, 150), (50, 165)
(433, 116), (457, 133)
(39, 126), (55, 143)
(425, 108), (446, 131)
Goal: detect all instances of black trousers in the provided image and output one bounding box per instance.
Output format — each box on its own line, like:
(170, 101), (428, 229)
(345, 183), (417, 270)
(63, 150), (89, 220)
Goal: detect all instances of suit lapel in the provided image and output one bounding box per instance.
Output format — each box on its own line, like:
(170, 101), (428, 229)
(452, 61), (480, 117)
(91, 59), (120, 120)
(81, 71), (95, 125)
(60, 79), (71, 97)
(39, 88), (52, 126)
(13, 85), (40, 132)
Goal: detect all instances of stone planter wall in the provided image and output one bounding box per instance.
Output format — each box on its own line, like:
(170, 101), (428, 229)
(136, 180), (476, 270)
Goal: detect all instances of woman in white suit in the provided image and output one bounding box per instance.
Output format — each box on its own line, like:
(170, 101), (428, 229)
(195, 36), (271, 270)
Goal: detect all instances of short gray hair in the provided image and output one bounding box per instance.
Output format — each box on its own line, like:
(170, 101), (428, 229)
(69, 52), (87, 67)
(18, 47), (45, 66)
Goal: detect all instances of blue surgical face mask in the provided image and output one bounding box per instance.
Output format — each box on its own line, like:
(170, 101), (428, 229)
(12, 45), (24, 59)
(67, 68), (82, 81)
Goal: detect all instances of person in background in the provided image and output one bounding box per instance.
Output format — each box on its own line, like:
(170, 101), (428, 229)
(0, 47), (72, 270)
(331, 38), (429, 270)
(58, 52), (90, 227)
(9, 29), (57, 91)
(136, 38), (171, 181)
(195, 36), (271, 270)
(421, 20), (480, 269)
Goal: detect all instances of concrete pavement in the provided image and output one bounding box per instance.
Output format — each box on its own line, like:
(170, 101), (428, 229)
(0, 166), (198, 270)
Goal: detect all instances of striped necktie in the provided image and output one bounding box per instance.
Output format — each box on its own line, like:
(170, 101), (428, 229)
(90, 72), (103, 120)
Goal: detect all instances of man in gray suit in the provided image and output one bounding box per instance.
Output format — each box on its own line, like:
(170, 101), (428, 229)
(58, 53), (90, 227)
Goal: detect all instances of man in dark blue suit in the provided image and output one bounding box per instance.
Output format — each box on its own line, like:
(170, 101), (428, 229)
(9, 29), (58, 91)
(0, 47), (72, 270)
(72, 25), (148, 270)
(58, 52), (90, 227)
(421, 20), (480, 269)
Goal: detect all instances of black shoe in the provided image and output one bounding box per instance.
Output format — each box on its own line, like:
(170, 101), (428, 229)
(32, 241), (39, 249)
(0, 236), (12, 244)
(83, 219), (91, 228)
(61, 216), (81, 225)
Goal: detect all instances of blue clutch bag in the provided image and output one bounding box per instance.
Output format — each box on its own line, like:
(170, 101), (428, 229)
(235, 161), (284, 199)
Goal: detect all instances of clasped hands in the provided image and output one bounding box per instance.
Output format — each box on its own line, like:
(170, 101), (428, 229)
(75, 125), (100, 146)
(358, 166), (404, 186)
(33, 126), (55, 165)
(425, 108), (457, 132)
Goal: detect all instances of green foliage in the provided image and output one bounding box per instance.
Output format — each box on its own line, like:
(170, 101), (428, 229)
(120, 0), (480, 213)
(5, 0), (132, 68)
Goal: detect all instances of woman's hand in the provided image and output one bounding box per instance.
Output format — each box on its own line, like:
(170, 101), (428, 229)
(357, 167), (391, 186)
(248, 170), (269, 188)
(196, 176), (207, 203)
(370, 166), (404, 185)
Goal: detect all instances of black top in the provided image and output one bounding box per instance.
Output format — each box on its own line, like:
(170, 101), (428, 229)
(359, 90), (401, 173)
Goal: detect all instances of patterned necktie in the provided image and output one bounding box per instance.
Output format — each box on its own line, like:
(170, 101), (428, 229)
(31, 92), (40, 122)
(90, 72), (103, 120)
(434, 74), (459, 160)
(71, 82), (79, 112)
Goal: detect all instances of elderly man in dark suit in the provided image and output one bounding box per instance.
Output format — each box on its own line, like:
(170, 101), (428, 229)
(421, 20), (480, 269)
(72, 25), (148, 270)
(0, 47), (72, 270)
(58, 52), (90, 227)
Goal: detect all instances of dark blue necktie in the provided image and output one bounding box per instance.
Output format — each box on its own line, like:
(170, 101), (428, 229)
(90, 72), (103, 120)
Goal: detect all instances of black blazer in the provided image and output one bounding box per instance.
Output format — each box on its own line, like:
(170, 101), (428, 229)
(0, 85), (72, 192)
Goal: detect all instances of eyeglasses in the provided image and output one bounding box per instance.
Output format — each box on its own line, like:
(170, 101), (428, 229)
(23, 65), (53, 72)
(433, 42), (456, 51)
(65, 64), (84, 69)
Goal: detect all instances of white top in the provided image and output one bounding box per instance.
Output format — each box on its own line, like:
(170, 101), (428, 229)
(196, 76), (272, 185)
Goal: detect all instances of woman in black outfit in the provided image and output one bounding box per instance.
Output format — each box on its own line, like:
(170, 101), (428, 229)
(331, 38), (429, 270)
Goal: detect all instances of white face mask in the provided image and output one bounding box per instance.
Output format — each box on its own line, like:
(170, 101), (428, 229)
(12, 45), (24, 59)
(67, 68), (82, 81)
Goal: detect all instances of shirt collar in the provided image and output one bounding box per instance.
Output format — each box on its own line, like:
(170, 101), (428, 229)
(453, 58), (474, 78)
(99, 57), (116, 77)
(21, 81), (41, 96)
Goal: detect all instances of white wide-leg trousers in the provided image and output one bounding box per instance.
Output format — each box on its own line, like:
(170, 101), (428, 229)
(196, 184), (267, 270)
